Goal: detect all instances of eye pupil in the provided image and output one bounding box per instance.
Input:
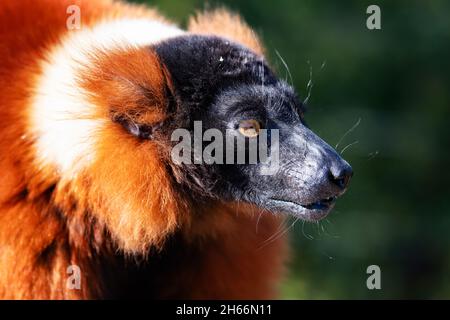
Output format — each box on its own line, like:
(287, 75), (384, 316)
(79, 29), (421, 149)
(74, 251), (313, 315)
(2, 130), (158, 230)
(238, 120), (261, 137)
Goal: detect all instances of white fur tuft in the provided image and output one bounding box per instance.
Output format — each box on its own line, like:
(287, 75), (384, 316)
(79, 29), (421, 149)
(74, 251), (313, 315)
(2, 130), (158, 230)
(30, 19), (184, 175)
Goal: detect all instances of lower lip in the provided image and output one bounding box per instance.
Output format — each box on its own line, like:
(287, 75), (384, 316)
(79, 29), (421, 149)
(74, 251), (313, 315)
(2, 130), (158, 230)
(303, 197), (337, 210)
(267, 197), (337, 221)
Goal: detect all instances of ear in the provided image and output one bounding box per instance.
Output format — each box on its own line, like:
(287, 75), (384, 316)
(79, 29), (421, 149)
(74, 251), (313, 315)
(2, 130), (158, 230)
(188, 8), (265, 56)
(81, 47), (175, 139)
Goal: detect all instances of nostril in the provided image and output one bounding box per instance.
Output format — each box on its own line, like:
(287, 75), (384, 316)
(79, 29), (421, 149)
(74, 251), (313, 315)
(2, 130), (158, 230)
(329, 165), (353, 190)
(334, 174), (349, 189)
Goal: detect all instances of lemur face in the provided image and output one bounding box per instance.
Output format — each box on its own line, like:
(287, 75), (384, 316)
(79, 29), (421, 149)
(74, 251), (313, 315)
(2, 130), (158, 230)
(150, 36), (353, 221)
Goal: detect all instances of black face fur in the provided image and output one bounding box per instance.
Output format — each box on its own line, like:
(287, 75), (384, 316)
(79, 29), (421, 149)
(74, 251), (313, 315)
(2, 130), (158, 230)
(149, 35), (352, 221)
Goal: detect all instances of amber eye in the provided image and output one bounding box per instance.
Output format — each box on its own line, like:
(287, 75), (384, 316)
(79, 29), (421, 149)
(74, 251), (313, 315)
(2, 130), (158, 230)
(238, 119), (262, 137)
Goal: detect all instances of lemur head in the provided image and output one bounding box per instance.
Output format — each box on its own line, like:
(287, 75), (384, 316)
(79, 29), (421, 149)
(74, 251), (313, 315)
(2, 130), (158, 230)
(32, 28), (352, 252)
(107, 35), (353, 222)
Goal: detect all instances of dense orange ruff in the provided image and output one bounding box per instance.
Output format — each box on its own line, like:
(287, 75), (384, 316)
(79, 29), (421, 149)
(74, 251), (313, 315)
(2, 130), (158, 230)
(0, 0), (287, 299)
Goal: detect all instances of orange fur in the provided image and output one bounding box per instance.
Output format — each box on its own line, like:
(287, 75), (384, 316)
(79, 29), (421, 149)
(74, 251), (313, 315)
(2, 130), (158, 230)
(188, 8), (265, 56)
(0, 0), (288, 299)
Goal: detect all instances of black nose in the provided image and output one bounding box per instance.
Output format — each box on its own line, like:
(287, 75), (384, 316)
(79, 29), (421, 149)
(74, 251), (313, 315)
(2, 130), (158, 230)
(329, 163), (353, 190)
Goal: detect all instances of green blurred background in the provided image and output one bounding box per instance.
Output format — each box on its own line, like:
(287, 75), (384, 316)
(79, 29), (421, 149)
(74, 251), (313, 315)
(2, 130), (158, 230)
(130, 0), (450, 299)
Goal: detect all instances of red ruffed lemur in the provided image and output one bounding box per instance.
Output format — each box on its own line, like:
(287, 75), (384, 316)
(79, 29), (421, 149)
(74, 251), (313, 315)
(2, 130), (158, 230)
(0, 0), (352, 299)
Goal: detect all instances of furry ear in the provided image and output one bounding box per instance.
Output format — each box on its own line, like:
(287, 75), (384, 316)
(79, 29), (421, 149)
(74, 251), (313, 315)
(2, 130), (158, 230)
(110, 114), (160, 140)
(188, 8), (265, 56)
(81, 47), (175, 139)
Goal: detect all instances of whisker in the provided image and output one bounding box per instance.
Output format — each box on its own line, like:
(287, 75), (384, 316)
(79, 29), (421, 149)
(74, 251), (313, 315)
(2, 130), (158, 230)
(315, 221), (322, 237)
(301, 220), (314, 240)
(321, 250), (335, 260)
(320, 221), (326, 235)
(340, 140), (359, 155)
(260, 59), (265, 91)
(321, 218), (340, 239)
(335, 117), (361, 149)
(255, 206), (271, 234)
(261, 219), (288, 245)
(275, 49), (293, 85)
(255, 210), (263, 234)
(259, 217), (299, 250)
(368, 150), (379, 160)
(303, 60), (314, 105)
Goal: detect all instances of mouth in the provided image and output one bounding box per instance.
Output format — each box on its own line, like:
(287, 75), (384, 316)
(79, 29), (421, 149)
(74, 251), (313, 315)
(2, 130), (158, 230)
(266, 196), (337, 221)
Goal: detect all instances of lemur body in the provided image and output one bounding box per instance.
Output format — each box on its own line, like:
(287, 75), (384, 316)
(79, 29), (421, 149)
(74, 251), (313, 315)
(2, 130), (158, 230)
(0, 0), (287, 299)
(0, 0), (352, 299)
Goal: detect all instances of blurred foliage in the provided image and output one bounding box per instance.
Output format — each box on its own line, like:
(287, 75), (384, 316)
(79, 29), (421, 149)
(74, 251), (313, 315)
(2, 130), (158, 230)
(129, 0), (450, 299)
